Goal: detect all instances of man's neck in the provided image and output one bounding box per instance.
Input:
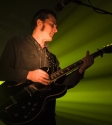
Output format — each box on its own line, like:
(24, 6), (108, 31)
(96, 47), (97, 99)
(32, 34), (45, 49)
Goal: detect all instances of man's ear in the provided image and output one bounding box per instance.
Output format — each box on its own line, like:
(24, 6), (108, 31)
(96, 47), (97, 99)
(36, 19), (43, 26)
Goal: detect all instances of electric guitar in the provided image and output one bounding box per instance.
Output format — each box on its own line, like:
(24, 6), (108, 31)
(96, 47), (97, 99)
(0, 44), (112, 125)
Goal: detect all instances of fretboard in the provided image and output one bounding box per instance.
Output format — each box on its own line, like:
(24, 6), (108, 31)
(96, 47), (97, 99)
(50, 48), (105, 82)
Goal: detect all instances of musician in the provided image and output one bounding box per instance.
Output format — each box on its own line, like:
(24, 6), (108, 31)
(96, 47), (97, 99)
(0, 9), (94, 125)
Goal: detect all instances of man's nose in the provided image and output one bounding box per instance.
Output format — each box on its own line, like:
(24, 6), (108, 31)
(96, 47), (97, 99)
(54, 27), (58, 33)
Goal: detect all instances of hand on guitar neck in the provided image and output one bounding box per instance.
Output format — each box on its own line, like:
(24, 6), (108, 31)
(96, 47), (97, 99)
(79, 51), (94, 74)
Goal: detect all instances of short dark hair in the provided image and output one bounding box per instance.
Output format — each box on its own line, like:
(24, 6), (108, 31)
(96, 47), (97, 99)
(31, 9), (57, 31)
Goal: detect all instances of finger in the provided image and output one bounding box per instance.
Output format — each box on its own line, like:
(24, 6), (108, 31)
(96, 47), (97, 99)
(39, 69), (49, 77)
(86, 51), (90, 57)
(41, 78), (50, 85)
(85, 51), (94, 64)
(89, 56), (94, 64)
(37, 71), (49, 81)
(82, 51), (90, 63)
(85, 56), (94, 66)
(86, 57), (92, 65)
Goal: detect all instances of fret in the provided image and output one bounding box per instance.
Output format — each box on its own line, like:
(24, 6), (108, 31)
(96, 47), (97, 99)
(50, 44), (112, 82)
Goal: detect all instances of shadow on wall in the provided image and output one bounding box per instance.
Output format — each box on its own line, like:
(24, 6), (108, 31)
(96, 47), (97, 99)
(56, 115), (89, 125)
(56, 115), (112, 125)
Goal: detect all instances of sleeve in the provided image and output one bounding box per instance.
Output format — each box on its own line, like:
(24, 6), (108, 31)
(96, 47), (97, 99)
(0, 37), (28, 83)
(63, 69), (84, 89)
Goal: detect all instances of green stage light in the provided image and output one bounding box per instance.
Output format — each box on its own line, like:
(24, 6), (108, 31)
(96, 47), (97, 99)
(56, 76), (112, 124)
(0, 81), (4, 85)
(49, 1), (112, 125)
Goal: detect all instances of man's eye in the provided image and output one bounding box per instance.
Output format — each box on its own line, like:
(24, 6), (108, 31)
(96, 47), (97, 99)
(48, 22), (57, 28)
(50, 24), (54, 27)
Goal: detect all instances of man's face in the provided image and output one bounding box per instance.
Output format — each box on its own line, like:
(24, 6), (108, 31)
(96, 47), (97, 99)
(41, 14), (58, 42)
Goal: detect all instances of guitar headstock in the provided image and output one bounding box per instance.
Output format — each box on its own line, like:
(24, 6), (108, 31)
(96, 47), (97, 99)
(103, 43), (112, 53)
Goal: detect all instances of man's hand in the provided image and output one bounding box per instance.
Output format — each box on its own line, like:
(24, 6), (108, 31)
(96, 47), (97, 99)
(27, 69), (50, 85)
(79, 51), (94, 74)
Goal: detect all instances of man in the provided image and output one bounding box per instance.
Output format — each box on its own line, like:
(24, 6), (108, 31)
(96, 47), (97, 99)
(0, 9), (94, 125)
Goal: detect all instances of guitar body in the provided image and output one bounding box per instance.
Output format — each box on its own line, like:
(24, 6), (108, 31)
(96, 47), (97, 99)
(0, 44), (112, 125)
(0, 68), (67, 125)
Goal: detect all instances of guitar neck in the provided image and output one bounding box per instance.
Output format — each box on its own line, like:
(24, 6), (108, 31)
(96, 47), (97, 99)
(50, 48), (104, 82)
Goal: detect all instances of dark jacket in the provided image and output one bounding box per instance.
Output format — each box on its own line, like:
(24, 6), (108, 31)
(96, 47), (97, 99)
(0, 36), (84, 125)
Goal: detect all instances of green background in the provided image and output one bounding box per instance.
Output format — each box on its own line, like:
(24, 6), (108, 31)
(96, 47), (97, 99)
(51, 1), (112, 125)
(0, 0), (112, 125)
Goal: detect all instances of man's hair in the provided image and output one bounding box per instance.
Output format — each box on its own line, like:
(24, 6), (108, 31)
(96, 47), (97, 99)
(31, 9), (57, 31)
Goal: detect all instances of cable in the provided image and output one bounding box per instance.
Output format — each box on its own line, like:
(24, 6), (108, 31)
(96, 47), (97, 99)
(87, 0), (108, 14)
